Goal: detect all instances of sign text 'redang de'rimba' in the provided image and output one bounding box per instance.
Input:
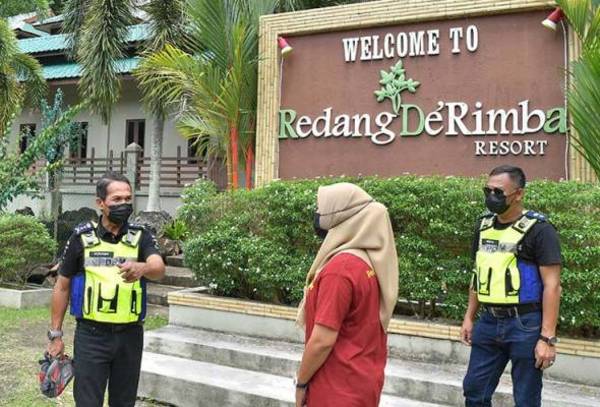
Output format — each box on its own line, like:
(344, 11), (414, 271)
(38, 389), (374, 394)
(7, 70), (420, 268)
(278, 24), (566, 157)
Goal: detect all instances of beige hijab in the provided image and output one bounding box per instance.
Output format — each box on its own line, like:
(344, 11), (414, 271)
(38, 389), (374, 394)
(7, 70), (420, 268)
(296, 183), (399, 331)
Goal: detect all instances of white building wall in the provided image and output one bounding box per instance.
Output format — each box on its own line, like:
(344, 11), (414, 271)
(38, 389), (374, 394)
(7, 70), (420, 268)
(9, 80), (189, 158)
(6, 78), (196, 217)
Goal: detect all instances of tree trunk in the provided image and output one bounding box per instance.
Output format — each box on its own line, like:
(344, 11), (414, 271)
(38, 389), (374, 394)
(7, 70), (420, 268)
(105, 118), (111, 170)
(50, 170), (62, 242)
(146, 115), (164, 212)
(230, 125), (239, 189)
(245, 145), (254, 190)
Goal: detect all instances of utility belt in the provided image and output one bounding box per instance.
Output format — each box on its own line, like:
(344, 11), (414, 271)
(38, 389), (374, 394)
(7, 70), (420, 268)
(483, 302), (541, 318)
(77, 318), (143, 333)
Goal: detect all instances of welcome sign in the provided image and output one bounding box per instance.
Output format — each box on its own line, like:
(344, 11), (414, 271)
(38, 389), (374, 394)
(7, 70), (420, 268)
(276, 10), (567, 180)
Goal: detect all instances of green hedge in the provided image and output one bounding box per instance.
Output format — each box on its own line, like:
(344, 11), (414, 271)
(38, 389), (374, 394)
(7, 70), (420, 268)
(180, 176), (600, 336)
(0, 214), (56, 286)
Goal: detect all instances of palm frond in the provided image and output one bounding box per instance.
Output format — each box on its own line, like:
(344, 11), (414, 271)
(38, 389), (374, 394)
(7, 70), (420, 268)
(143, 0), (188, 52)
(62, 0), (92, 58)
(11, 52), (47, 109)
(559, 0), (600, 179)
(77, 0), (132, 123)
(135, 45), (203, 114)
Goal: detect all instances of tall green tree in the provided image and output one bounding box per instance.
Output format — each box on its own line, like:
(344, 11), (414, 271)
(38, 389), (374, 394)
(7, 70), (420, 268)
(65, 0), (188, 208)
(62, 0), (132, 165)
(139, 0), (187, 211)
(0, 18), (46, 137)
(557, 0), (600, 180)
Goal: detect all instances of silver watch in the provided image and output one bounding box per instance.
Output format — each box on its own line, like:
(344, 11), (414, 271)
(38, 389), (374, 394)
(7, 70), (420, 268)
(47, 329), (63, 341)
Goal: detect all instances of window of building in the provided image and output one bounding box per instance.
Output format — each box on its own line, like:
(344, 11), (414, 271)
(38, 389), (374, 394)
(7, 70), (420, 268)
(19, 123), (36, 153)
(126, 119), (145, 154)
(69, 122), (88, 159)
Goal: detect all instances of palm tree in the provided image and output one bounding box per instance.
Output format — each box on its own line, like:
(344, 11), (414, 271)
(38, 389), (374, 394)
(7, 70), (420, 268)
(62, 0), (131, 166)
(0, 17), (46, 137)
(139, 0), (187, 211)
(135, 0), (273, 190)
(557, 0), (600, 180)
(65, 0), (188, 208)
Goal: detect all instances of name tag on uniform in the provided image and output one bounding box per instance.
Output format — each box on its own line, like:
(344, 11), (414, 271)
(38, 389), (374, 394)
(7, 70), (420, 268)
(89, 251), (114, 258)
(480, 239), (499, 252)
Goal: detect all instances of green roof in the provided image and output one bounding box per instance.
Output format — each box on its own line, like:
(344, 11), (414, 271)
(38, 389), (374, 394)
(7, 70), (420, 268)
(43, 58), (140, 80)
(18, 24), (150, 55)
(32, 15), (64, 26)
(18, 23), (50, 37)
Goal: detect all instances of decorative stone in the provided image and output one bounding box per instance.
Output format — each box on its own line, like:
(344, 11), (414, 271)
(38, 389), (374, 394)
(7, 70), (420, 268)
(134, 211), (173, 236)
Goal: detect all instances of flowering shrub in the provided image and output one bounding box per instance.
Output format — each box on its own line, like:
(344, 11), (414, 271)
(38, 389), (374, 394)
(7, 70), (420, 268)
(182, 177), (600, 335)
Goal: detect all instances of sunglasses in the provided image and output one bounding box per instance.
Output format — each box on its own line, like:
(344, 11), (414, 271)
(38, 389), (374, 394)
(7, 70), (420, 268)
(483, 187), (520, 197)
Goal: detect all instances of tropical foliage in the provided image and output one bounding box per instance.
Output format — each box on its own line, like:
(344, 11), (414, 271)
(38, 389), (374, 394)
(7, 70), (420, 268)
(0, 0), (50, 18)
(0, 18), (46, 137)
(139, 0), (188, 211)
(135, 0), (374, 190)
(0, 103), (85, 210)
(63, 0), (188, 210)
(135, 0), (271, 190)
(557, 0), (600, 180)
(181, 176), (600, 337)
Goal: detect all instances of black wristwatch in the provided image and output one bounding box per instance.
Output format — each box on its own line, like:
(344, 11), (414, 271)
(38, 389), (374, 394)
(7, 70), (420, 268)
(294, 377), (309, 389)
(539, 334), (558, 346)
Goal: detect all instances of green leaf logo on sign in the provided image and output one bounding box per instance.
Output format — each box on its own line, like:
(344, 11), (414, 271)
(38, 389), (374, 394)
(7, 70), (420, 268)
(374, 60), (420, 114)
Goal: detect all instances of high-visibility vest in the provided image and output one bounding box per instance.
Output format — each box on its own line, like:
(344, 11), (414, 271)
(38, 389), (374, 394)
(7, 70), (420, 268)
(70, 222), (147, 323)
(473, 211), (546, 305)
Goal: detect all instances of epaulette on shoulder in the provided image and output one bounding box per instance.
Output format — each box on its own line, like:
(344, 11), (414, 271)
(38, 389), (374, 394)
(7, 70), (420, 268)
(73, 222), (95, 235)
(479, 212), (495, 231)
(127, 222), (146, 231)
(525, 210), (548, 223)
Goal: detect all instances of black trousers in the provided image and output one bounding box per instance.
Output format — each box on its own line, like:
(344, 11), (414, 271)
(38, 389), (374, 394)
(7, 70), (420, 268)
(73, 320), (144, 407)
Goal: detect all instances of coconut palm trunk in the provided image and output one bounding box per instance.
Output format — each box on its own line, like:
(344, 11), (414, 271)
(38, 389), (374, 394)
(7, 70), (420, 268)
(147, 115), (164, 211)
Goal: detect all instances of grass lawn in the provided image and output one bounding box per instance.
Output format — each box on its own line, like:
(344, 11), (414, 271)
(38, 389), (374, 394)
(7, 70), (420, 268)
(0, 306), (168, 407)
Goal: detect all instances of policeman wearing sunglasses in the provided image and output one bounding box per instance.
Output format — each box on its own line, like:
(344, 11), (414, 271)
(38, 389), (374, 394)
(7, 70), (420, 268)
(461, 165), (562, 407)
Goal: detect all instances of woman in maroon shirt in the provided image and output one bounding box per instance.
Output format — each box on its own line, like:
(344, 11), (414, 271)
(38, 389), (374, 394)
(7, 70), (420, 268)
(295, 183), (399, 407)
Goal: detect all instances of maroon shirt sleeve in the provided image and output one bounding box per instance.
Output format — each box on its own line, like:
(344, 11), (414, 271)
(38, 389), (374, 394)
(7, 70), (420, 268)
(314, 274), (353, 331)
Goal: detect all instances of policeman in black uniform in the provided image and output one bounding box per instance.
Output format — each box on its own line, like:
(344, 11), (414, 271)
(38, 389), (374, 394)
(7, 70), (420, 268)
(47, 172), (165, 407)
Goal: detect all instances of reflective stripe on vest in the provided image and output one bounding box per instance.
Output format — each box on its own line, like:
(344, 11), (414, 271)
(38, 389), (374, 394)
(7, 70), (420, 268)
(70, 226), (145, 323)
(474, 212), (540, 305)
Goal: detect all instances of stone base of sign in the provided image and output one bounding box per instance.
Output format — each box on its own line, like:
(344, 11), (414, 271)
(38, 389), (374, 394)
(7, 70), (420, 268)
(167, 291), (600, 387)
(0, 285), (53, 309)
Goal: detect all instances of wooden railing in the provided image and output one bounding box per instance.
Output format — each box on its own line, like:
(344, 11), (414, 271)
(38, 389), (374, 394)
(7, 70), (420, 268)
(137, 146), (208, 188)
(62, 148), (125, 186)
(57, 146), (209, 189)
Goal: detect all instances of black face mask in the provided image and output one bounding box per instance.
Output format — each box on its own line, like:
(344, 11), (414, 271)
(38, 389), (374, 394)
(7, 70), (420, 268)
(107, 203), (133, 225)
(485, 194), (510, 215)
(313, 212), (328, 239)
